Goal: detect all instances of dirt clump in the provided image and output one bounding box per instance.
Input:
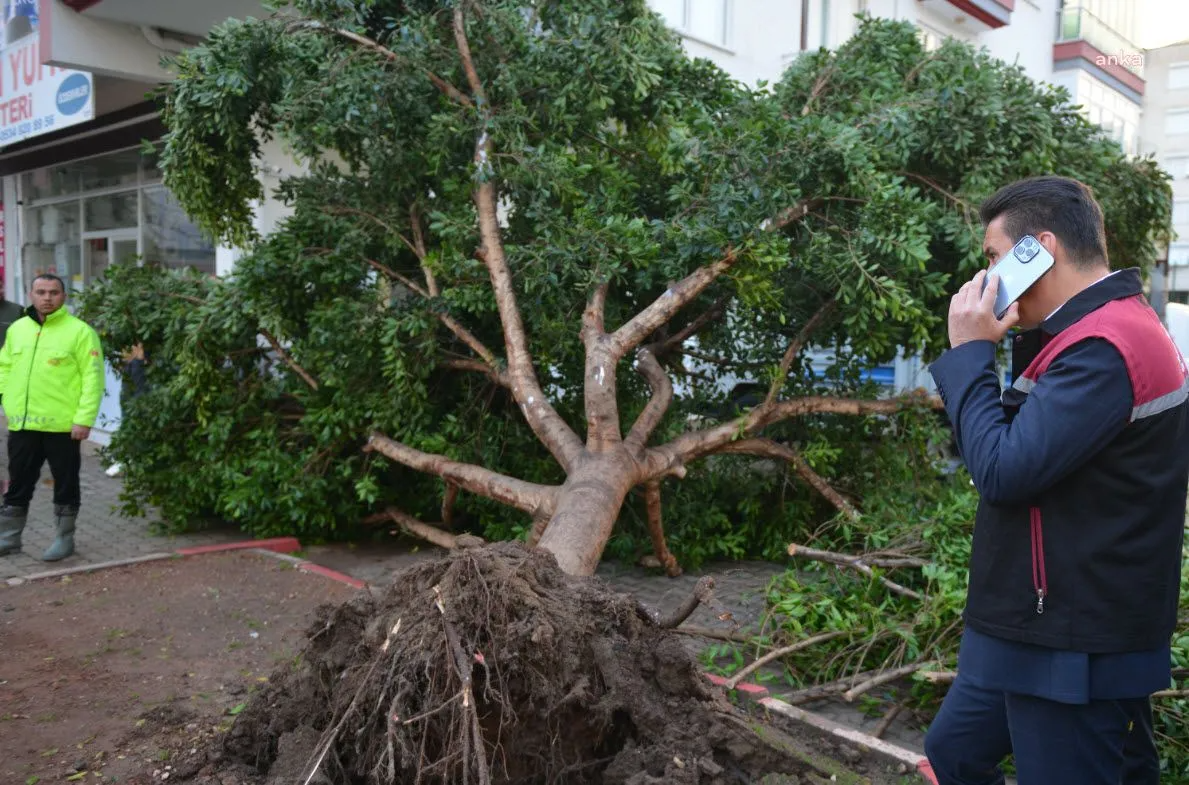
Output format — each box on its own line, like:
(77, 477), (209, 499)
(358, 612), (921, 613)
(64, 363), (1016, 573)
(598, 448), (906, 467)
(180, 542), (829, 784)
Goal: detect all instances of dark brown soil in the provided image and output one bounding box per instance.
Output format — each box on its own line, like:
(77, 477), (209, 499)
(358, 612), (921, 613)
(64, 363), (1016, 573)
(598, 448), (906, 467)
(180, 542), (903, 785)
(0, 551), (356, 784)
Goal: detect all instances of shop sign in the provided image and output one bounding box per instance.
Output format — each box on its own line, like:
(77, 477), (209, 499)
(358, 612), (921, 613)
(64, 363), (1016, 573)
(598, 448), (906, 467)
(0, 29), (93, 146)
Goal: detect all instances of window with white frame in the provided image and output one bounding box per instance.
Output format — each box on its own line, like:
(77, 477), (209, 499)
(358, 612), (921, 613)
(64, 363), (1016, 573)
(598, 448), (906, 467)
(1169, 242), (1189, 267)
(1166, 156), (1189, 179)
(1175, 200), (1189, 227)
(1168, 111), (1189, 136)
(1170, 63), (1189, 91)
(652, 0), (730, 48)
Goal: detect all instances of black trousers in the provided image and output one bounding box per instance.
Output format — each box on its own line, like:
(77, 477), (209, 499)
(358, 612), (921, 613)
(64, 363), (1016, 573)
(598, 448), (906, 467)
(925, 672), (1159, 785)
(4, 430), (81, 509)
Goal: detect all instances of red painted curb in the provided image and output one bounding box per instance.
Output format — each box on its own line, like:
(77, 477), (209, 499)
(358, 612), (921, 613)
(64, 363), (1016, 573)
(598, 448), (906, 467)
(297, 561), (367, 589)
(176, 537), (301, 556)
(917, 759), (939, 784)
(703, 672), (771, 698)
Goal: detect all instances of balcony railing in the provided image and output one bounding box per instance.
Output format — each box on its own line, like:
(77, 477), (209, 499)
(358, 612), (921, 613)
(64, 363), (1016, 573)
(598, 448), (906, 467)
(1058, 6), (1144, 79)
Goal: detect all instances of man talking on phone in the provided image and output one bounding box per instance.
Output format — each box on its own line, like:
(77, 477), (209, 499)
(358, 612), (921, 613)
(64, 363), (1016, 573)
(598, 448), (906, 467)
(924, 176), (1188, 784)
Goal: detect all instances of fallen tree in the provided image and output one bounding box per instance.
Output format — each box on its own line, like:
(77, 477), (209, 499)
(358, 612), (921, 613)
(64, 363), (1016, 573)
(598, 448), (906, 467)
(85, 0), (1172, 579)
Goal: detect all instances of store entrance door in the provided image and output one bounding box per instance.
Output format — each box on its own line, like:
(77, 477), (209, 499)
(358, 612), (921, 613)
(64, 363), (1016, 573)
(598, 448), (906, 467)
(81, 230), (139, 445)
(83, 230), (139, 288)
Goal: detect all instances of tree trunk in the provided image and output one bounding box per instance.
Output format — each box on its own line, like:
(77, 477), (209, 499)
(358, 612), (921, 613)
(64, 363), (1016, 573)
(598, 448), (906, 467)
(537, 450), (638, 576)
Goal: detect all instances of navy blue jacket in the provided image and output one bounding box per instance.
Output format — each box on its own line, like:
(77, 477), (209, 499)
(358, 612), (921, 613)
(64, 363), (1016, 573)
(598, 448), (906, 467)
(930, 271), (1188, 692)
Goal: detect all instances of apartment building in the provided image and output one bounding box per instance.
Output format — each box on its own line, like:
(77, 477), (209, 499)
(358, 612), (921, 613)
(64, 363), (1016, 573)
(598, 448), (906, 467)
(1139, 40), (1189, 308)
(654, 1), (1144, 154)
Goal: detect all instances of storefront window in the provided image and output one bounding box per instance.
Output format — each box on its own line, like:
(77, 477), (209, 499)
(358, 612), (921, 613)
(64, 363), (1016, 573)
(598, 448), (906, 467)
(85, 191), (138, 232)
(23, 203), (81, 288)
(143, 187), (215, 275)
(79, 149), (142, 192)
(18, 145), (215, 294)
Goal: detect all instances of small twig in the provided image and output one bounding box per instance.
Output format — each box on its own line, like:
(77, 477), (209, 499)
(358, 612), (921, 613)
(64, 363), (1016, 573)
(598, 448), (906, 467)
(259, 328), (320, 391)
(1154, 689), (1189, 698)
(787, 543), (922, 600)
(367, 507), (484, 550)
(724, 631), (847, 690)
(784, 668), (882, 705)
(764, 301), (835, 407)
(919, 670), (956, 684)
(656, 576), (716, 629)
(842, 662), (937, 703)
(872, 703), (904, 739)
(719, 439), (858, 521)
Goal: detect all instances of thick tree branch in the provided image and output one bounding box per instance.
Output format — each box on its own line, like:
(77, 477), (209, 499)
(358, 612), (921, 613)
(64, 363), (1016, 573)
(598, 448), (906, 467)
(717, 438), (858, 520)
(643, 480), (682, 577)
(626, 349), (674, 450)
(764, 301), (836, 407)
(453, 8), (584, 469)
(371, 507), (482, 550)
(608, 250), (738, 360)
(648, 393), (943, 480)
(582, 283), (622, 451)
(452, 7), (488, 107)
(609, 197), (820, 361)
(582, 282), (609, 341)
(259, 328), (319, 391)
(366, 433), (557, 517)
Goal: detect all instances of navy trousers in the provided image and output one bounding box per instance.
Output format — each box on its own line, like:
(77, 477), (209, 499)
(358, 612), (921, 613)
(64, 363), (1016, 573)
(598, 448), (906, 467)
(924, 674), (1159, 785)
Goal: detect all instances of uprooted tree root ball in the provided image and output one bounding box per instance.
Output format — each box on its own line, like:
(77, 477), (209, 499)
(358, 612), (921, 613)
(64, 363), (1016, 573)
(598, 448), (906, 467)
(182, 543), (826, 784)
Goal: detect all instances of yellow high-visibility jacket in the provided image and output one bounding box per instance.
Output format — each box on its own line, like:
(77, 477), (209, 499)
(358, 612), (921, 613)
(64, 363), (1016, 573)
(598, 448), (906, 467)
(0, 306), (105, 432)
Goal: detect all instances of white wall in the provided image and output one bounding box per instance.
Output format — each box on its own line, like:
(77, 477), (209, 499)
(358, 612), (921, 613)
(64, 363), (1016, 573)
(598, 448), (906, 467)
(980, 0), (1058, 83)
(215, 135), (305, 275)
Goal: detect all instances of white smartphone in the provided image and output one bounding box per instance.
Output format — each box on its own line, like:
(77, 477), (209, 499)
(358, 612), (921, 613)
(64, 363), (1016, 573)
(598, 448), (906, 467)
(982, 235), (1055, 319)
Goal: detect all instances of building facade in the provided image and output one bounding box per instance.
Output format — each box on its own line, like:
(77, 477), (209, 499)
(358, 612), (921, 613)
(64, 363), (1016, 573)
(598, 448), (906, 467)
(0, 0), (1166, 440)
(1138, 40), (1189, 308)
(0, 0), (286, 442)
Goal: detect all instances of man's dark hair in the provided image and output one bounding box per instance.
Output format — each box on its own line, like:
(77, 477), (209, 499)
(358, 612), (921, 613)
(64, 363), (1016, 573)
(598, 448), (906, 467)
(31, 274), (66, 293)
(979, 176), (1108, 269)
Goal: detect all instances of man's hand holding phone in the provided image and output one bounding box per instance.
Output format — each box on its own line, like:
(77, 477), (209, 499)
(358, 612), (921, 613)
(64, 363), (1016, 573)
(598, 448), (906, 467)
(948, 270), (1020, 349)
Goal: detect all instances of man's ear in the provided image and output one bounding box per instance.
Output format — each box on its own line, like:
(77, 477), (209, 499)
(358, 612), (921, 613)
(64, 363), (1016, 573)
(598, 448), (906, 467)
(1036, 231), (1061, 261)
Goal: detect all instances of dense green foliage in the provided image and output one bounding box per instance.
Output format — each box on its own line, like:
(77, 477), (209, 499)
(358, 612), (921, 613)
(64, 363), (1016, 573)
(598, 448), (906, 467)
(696, 412), (1189, 776)
(83, 1), (1172, 565)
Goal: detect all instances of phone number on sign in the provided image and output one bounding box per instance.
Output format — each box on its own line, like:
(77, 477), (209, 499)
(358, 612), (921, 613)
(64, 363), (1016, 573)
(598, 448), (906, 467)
(0, 113), (57, 143)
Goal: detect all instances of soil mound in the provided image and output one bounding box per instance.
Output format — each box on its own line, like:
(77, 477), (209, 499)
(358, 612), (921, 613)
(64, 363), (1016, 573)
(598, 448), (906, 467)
(190, 542), (821, 784)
